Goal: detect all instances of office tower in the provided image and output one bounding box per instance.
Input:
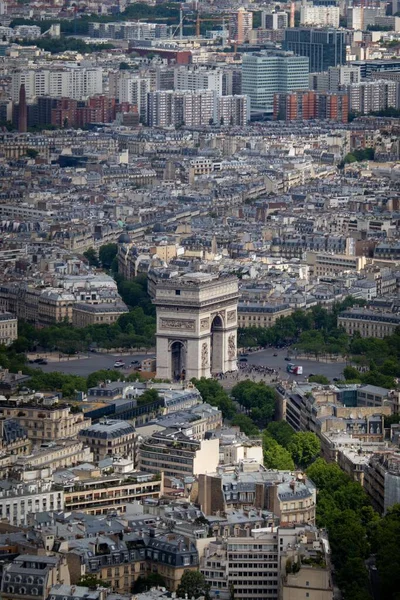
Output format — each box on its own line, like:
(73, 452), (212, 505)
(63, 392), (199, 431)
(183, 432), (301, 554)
(217, 95), (250, 125)
(261, 11), (289, 29)
(242, 51), (309, 113)
(283, 28), (346, 72)
(300, 3), (340, 27)
(17, 84), (27, 133)
(349, 80), (398, 114)
(229, 8), (253, 43)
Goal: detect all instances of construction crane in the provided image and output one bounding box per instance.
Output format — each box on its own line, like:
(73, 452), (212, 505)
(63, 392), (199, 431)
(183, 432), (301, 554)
(195, 13), (228, 38)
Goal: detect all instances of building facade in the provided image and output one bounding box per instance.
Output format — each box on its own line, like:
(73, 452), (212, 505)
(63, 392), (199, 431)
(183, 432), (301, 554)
(0, 402), (90, 443)
(78, 420), (136, 462)
(153, 272), (238, 380)
(242, 51), (309, 113)
(0, 312), (18, 346)
(283, 28), (346, 72)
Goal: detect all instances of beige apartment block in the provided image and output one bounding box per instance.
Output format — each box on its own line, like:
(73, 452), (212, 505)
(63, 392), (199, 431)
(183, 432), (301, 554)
(0, 312), (18, 346)
(338, 308), (400, 338)
(72, 302), (128, 327)
(306, 251), (367, 276)
(64, 473), (163, 515)
(238, 302), (292, 328)
(78, 420), (136, 462)
(0, 402), (90, 442)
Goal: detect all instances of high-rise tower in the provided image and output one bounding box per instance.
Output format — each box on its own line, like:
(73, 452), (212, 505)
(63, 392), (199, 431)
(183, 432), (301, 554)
(18, 84), (27, 133)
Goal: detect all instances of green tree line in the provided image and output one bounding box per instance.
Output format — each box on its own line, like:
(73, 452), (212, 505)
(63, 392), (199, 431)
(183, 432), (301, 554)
(306, 459), (400, 600)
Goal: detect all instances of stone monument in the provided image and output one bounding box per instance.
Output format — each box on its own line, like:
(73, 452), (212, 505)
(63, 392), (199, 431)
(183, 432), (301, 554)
(153, 272), (239, 381)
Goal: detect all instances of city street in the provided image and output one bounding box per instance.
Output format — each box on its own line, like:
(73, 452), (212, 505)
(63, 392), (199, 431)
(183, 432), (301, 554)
(31, 346), (345, 382)
(31, 352), (155, 377)
(245, 347), (346, 381)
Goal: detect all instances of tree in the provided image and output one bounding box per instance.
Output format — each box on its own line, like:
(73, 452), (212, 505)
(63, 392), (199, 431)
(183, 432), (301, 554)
(231, 414), (259, 437)
(137, 388), (160, 405)
(83, 247), (99, 267)
(192, 378), (236, 419)
(132, 574), (166, 593)
(263, 432), (295, 470)
(308, 374), (330, 384)
(78, 575), (110, 588)
(375, 504), (400, 600)
(343, 365), (361, 381)
(86, 369), (123, 389)
(119, 61), (131, 70)
(99, 243), (118, 270)
(288, 432), (320, 468)
(266, 421), (295, 448)
(176, 570), (209, 599)
(231, 381), (276, 426)
(26, 148), (39, 159)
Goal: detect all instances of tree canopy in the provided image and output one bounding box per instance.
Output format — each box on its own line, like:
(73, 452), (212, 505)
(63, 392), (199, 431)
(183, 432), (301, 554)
(231, 380), (276, 427)
(306, 459), (375, 599)
(263, 432), (295, 470)
(191, 378), (236, 419)
(176, 570), (209, 599)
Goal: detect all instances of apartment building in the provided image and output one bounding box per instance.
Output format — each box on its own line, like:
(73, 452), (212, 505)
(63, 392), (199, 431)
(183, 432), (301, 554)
(238, 302), (292, 328)
(0, 480), (64, 526)
(78, 420), (136, 462)
(117, 74), (150, 122)
(63, 472), (163, 515)
(226, 528), (280, 600)
(0, 312), (17, 346)
(300, 3), (340, 27)
(217, 95), (250, 126)
(147, 90), (216, 127)
(338, 308), (400, 338)
(0, 401), (90, 443)
(0, 418), (30, 456)
(139, 430), (219, 478)
(138, 403), (222, 441)
(229, 8), (253, 43)
(1, 555), (70, 600)
(273, 90), (348, 122)
(14, 440), (93, 472)
(261, 11), (288, 29)
(364, 451), (400, 514)
(174, 67), (224, 95)
(198, 464), (316, 525)
(201, 526), (333, 600)
(349, 80), (398, 115)
(67, 531), (198, 593)
(72, 302), (128, 328)
(306, 252), (367, 276)
(11, 68), (103, 102)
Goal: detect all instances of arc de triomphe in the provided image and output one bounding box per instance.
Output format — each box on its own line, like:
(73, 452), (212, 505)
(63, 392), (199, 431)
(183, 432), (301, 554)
(153, 272), (239, 381)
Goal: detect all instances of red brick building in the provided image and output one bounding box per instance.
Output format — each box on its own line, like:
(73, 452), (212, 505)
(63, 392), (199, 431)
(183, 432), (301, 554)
(273, 90), (348, 123)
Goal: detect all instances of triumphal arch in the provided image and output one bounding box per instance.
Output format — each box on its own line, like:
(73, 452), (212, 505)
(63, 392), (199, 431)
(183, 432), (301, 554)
(153, 272), (239, 381)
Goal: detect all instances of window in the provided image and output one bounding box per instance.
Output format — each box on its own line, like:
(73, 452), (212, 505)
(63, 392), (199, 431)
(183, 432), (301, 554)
(175, 290), (181, 295)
